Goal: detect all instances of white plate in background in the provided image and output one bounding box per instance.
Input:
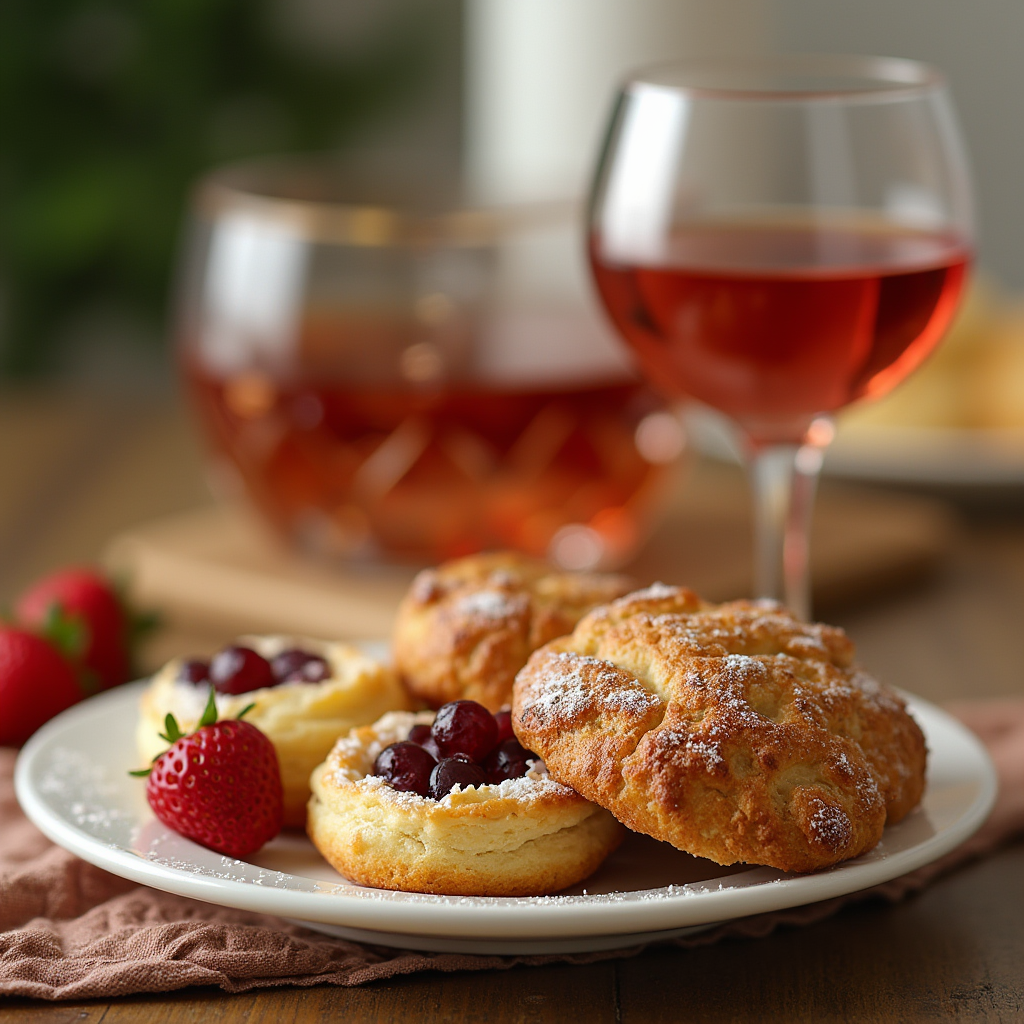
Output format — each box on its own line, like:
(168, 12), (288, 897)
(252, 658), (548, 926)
(827, 425), (1024, 487)
(685, 404), (1024, 488)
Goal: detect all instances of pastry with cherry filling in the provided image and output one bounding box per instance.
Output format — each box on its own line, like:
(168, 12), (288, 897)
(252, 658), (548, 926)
(307, 700), (623, 895)
(137, 635), (408, 827)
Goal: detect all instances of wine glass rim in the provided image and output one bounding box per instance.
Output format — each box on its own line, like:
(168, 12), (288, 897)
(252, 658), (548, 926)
(192, 154), (573, 247)
(627, 53), (945, 102)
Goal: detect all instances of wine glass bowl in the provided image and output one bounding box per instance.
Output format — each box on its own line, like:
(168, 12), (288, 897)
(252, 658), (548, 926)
(587, 54), (974, 615)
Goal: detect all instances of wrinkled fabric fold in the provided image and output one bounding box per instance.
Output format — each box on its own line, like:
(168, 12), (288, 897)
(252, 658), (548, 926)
(1, 699), (1022, 1001)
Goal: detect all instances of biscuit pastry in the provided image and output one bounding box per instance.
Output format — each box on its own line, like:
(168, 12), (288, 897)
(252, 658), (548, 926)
(393, 551), (634, 711)
(512, 585), (927, 873)
(137, 636), (408, 827)
(307, 710), (624, 896)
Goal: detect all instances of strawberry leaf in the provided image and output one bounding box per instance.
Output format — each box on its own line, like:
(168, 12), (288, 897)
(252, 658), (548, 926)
(40, 602), (87, 660)
(133, 689), (221, 786)
(158, 713), (184, 745)
(237, 703), (256, 720)
(198, 688), (218, 728)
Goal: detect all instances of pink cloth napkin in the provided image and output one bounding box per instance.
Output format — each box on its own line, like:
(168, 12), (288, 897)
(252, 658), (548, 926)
(1, 699), (1022, 1001)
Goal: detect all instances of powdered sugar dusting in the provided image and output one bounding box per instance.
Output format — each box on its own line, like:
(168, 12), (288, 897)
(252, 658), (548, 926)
(806, 799), (853, 850)
(350, 757), (574, 808)
(656, 729), (725, 772)
(327, 710), (576, 805)
(456, 589), (517, 619)
(525, 652), (661, 721)
(685, 736), (725, 771)
(36, 746), (137, 846)
(719, 653), (764, 682)
(626, 582), (681, 602)
(411, 571), (441, 604)
(330, 710), (431, 780)
(601, 687), (660, 714)
(358, 758), (575, 809)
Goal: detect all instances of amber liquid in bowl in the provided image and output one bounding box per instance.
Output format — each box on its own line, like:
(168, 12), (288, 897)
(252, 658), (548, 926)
(183, 317), (677, 566)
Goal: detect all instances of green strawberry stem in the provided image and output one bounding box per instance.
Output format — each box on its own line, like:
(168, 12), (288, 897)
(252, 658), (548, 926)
(130, 688), (257, 779)
(40, 602), (86, 659)
(158, 713), (185, 745)
(37, 603), (103, 696)
(198, 688), (218, 727)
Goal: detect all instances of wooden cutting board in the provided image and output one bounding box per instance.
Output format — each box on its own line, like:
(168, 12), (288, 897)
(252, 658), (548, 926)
(104, 461), (956, 671)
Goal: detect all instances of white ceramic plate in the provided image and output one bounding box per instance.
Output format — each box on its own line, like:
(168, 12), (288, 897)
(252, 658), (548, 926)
(15, 681), (996, 955)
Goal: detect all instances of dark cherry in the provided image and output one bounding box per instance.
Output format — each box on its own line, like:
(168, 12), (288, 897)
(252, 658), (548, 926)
(493, 709), (515, 745)
(271, 648), (330, 684)
(209, 645), (274, 695)
(407, 723), (441, 758)
(428, 757), (487, 800)
(407, 723), (432, 745)
(376, 745), (440, 798)
(484, 738), (535, 783)
(374, 741), (437, 797)
(176, 659), (210, 685)
(430, 700), (499, 762)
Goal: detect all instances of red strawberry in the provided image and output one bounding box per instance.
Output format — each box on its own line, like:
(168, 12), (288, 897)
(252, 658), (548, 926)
(135, 694), (284, 858)
(0, 627), (84, 746)
(16, 567), (130, 690)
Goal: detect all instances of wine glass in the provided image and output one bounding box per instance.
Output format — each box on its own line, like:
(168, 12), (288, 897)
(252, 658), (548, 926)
(588, 54), (973, 618)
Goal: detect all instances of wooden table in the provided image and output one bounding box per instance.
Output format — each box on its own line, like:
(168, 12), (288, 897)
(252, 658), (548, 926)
(2, 391), (1022, 1022)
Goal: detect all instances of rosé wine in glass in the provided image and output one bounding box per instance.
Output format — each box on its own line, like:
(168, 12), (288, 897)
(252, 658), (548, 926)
(589, 220), (970, 440)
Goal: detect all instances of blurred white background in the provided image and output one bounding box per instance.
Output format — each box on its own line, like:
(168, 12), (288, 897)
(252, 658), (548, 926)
(465, 0), (1023, 289)
(6, 0), (1022, 389)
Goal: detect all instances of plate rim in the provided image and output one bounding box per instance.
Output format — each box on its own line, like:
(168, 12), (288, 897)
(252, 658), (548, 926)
(15, 680), (998, 943)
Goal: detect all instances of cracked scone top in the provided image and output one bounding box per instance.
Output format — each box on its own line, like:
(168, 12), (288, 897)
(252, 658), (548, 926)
(393, 551), (634, 711)
(512, 584), (927, 873)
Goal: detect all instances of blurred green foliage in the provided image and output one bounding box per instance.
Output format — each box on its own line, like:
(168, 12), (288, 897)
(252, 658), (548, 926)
(0, 0), (450, 378)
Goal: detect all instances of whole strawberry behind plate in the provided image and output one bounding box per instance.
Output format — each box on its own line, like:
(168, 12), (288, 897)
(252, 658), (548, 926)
(15, 676), (996, 955)
(15, 567), (142, 692)
(0, 628), (85, 746)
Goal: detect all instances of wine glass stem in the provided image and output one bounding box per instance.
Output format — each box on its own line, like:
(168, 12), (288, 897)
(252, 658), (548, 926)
(747, 420), (832, 620)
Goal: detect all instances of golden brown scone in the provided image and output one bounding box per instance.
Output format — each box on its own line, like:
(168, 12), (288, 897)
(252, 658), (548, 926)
(307, 710), (624, 896)
(393, 552), (634, 711)
(137, 636), (409, 828)
(512, 585), (927, 873)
